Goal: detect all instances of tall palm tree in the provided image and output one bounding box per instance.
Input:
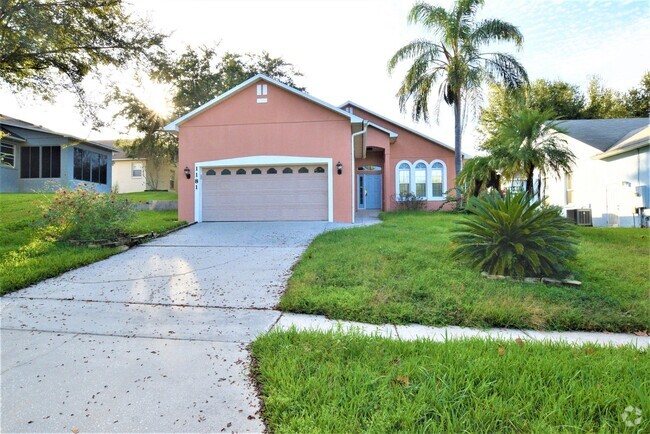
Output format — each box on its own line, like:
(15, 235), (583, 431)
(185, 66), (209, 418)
(492, 108), (575, 200)
(388, 0), (528, 179)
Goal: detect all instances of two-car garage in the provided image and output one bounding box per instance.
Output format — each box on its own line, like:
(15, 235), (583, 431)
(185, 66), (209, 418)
(197, 158), (332, 222)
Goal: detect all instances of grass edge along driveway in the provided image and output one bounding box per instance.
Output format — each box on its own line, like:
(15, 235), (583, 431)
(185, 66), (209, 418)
(279, 212), (650, 333)
(0, 192), (184, 295)
(251, 329), (649, 433)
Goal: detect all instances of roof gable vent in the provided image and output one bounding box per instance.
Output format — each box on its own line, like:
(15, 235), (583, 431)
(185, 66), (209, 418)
(256, 83), (268, 103)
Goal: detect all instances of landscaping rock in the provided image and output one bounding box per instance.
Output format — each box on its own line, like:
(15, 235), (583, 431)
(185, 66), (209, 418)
(524, 277), (541, 284)
(562, 279), (582, 287)
(542, 277), (563, 286)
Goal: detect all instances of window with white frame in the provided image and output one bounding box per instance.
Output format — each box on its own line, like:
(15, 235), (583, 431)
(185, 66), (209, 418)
(398, 163), (411, 197)
(565, 173), (573, 204)
(415, 162), (427, 197)
(396, 160), (447, 200)
(431, 162), (444, 198)
(0, 143), (14, 168)
(132, 162), (143, 177)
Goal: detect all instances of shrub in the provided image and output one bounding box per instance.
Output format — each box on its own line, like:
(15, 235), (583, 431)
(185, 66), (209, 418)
(393, 192), (427, 211)
(451, 191), (578, 278)
(40, 185), (135, 241)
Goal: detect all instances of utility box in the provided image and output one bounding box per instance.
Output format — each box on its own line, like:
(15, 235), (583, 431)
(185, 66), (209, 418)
(567, 208), (593, 226)
(635, 185), (649, 208)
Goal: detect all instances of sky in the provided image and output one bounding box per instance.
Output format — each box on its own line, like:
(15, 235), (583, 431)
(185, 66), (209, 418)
(1, 0), (649, 154)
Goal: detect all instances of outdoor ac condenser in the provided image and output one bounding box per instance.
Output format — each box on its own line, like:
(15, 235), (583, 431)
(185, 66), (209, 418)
(566, 209), (593, 226)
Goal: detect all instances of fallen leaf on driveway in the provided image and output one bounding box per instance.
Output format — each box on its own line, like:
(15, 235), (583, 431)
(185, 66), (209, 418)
(633, 330), (648, 337)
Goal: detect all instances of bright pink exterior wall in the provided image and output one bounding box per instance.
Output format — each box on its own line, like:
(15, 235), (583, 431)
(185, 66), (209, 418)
(177, 80), (354, 223)
(346, 104), (455, 210)
(355, 126), (392, 210)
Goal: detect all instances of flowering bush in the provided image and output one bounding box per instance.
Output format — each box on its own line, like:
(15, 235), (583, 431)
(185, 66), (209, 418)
(40, 184), (135, 241)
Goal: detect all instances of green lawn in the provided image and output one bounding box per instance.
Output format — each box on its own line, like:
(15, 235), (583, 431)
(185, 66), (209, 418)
(119, 191), (178, 203)
(0, 193), (184, 295)
(252, 330), (649, 433)
(280, 212), (650, 333)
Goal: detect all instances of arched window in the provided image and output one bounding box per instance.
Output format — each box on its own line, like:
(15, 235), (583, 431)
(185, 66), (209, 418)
(236, 168), (246, 175)
(206, 169), (216, 176)
(298, 167), (309, 173)
(314, 166), (325, 173)
(398, 162), (411, 197)
(431, 161), (445, 198)
(220, 169), (231, 175)
(415, 162), (427, 198)
(267, 168), (277, 174)
(252, 168), (262, 175)
(282, 167), (293, 174)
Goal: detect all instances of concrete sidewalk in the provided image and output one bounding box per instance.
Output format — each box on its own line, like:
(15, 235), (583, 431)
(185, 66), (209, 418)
(272, 312), (650, 348)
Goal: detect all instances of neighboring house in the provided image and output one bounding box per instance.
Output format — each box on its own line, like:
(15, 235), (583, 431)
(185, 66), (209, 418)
(0, 115), (117, 193)
(544, 118), (650, 227)
(163, 74), (456, 223)
(99, 142), (177, 194)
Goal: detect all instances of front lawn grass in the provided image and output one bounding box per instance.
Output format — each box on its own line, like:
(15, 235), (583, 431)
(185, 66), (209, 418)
(280, 212), (650, 333)
(252, 330), (649, 433)
(0, 193), (185, 295)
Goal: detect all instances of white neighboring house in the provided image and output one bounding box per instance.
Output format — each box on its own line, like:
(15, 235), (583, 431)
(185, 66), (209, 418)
(544, 118), (650, 227)
(95, 141), (177, 193)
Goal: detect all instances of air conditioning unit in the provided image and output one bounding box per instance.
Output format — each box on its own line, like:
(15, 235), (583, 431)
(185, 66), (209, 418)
(566, 209), (593, 226)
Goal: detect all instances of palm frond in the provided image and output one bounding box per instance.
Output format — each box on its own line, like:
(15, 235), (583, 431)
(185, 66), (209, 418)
(471, 19), (524, 47)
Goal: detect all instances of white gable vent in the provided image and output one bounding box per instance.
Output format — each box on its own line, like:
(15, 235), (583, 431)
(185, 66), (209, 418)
(256, 83), (268, 103)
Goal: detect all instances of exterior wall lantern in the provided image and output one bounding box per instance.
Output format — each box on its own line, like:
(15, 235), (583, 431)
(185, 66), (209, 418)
(184, 166), (191, 179)
(336, 161), (342, 175)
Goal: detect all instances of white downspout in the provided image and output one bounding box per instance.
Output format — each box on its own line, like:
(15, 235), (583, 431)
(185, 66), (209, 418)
(350, 121), (369, 224)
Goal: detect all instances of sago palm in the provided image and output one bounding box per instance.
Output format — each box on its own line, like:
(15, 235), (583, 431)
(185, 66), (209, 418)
(452, 192), (578, 278)
(492, 108), (575, 200)
(388, 0), (528, 179)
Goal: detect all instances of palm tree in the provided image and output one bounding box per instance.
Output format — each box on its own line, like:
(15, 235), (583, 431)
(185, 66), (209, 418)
(492, 108), (575, 200)
(455, 155), (500, 197)
(388, 0), (528, 180)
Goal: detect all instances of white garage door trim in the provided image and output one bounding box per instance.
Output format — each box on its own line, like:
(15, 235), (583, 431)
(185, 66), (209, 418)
(194, 155), (334, 222)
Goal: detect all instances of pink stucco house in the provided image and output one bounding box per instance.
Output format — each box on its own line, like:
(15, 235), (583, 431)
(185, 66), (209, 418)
(164, 74), (456, 223)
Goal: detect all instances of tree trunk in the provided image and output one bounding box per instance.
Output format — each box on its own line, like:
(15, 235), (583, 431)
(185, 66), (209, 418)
(453, 99), (462, 198)
(525, 165), (535, 197)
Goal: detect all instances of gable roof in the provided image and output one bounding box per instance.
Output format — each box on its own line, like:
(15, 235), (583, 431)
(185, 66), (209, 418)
(594, 124), (650, 159)
(0, 114), (119, 152)
(164, 74), (364, 132)
(559, 118), (649, 152)
(339, 101), (456, 153)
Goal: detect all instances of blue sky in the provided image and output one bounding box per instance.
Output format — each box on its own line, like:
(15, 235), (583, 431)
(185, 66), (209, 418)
(1, 0), (648, 153)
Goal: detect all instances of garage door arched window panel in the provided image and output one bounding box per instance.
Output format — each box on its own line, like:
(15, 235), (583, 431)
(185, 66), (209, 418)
(282, 167), (293, 174)
(236, 168), (246, 175)
(220, 169), (231, 175)
(205, 169), (216, 176)
(397, 162), (412, 198)
(267, 167), (277, 174)
(298, 167), (309, 174)
(252, 168), (262, 175)
(430, 161), (446, 198)
(414, 162), (427, 198)
(314, 166), (325, 173)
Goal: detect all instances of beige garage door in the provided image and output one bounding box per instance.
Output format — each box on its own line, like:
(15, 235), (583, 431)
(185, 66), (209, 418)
(201, 165), (328, 221)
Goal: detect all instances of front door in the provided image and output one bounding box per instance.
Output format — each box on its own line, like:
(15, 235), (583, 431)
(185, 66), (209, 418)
(358, 174), (382, 210)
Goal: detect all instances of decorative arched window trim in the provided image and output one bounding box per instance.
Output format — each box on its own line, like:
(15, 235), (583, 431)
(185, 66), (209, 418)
(298, 167), (309, 173)
(267, 167), (277, 174)
(206, 169), (216, 176)
(429, 160), (447, 199)
(251, 168), (262, 175)
(236, 168), (246, 175)
(413, 160), (429, 199)
(314, 166), (325, 173)
(282, 167), (293, 174)
(395, 160), (413, 200)
(220, 169), (231, 175)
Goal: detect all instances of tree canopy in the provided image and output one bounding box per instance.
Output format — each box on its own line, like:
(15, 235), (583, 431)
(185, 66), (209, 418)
(387, 0), (527, 179)
(0, 0), (165, 103)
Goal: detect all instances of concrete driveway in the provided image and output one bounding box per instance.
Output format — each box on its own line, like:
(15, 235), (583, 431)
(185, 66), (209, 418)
(1, 221), (341, 433)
